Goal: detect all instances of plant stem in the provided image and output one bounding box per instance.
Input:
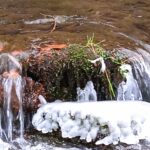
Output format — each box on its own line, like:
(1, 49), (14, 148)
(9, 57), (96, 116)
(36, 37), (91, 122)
(105, 71), (115, 99)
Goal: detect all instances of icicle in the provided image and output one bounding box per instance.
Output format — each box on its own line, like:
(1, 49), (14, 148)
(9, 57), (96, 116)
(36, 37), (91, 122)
(0, 53), (24, 141)
(118, 48), (150, 101)
(76, 87), (86, 102)
(0, 53), (22, 74)
(88, 57), (106, 73)
(38, 95), (47, 105)
(15, 76), (24, 139)
(2, 77), (13, 141)
(84, 81), (97, 101)
(117, 64), (142, 101)
(77, 81), (97, 102)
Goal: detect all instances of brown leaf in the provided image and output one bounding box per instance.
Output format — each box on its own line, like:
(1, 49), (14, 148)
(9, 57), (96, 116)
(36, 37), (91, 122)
(40, 44), (67, 51)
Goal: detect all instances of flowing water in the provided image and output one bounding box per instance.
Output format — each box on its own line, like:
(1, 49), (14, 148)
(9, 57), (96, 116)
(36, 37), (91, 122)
(117, 64), (142, 101)
(0, 0), (150, 149)
(0, 54), (24, 145)
(0, 0), (149, 51)
(118, 48), (150, 102)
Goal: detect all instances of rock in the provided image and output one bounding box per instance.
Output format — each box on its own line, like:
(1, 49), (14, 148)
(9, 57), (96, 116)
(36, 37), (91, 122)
(0, 76), (46, 112)
(23, 77), (46, 111)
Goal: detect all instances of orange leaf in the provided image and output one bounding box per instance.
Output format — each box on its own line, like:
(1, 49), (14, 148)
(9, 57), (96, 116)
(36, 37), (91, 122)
(40, 44), (67, 51)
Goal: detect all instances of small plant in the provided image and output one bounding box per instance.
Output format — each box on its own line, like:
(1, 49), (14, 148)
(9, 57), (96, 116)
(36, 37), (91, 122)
(85, 36), (117, 99)
(86, 35), (107, 59)
(67, 36), (124, 99)
(26, 37), (123, 100)
(67, 44), (94, 83)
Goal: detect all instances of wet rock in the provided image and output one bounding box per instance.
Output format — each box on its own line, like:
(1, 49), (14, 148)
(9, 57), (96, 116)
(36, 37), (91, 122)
(0, 53), (22, 74)
(23, 77), (46, 111)
(18, 43), (120, 101)
(0, 53), (46, 112)
(21, 47), (69, 100)
(0, 76), (46, 112)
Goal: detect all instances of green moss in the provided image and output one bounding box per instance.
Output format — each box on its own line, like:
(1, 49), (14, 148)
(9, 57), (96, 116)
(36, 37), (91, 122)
(67, 44), (94, 80)
(66, 37), (122, 99)
(26, 38), (123, 100)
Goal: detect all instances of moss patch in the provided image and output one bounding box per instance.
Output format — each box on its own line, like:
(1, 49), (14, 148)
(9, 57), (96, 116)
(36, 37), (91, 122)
(23, 39), (123, 101)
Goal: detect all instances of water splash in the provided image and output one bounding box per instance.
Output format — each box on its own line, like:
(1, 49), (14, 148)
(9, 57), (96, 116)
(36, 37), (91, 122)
(0, 53), (24, 141)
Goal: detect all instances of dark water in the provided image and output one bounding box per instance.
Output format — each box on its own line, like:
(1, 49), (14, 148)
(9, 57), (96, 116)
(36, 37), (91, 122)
(0, 0), (150, 149)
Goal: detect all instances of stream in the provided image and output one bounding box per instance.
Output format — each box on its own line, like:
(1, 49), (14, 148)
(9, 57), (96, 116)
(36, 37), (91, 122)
(0, 0), (150, 149)
(0, 0), (149, 51)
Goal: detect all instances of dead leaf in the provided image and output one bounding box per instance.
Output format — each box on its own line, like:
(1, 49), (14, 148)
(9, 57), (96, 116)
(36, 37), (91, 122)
(40, 44), (67, 51)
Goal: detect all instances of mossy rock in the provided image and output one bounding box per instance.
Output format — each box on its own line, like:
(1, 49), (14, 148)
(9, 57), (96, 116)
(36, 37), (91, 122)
(21, 41), (122, 101)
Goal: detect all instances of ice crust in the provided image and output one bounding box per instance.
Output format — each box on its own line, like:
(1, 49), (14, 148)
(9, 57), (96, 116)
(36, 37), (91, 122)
(32, 101), (150, 145)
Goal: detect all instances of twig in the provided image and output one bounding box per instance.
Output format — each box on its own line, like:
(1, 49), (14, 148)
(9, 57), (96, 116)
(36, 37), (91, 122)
(90, 45), (97, 57)
(40, 13), (53, 18)
(50, 16), (57, 33)
(40, 13), (57, 33)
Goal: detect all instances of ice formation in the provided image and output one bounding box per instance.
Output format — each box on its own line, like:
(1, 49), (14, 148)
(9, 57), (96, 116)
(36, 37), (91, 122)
(32, 101), (150, 145)
(0, 53), (24, 141)
(118, 48), (150, 101)
(0, 139), (11, 150)
(76, 87), (85, 102)
(117, 64), (142, 101)
(77, 81), (97, 102)
(88, 57), (106, 73)
(38, 95), (47, 106)
(0, 53), (22, 74)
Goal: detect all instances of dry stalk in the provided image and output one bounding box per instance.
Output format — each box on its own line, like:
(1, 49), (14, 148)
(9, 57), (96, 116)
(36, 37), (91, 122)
(40, 13), (57, 33)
